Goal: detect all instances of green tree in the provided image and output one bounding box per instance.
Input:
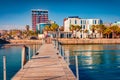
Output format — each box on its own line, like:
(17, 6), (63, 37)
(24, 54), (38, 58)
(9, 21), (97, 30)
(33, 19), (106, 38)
(25, 25), (30, 31)
(84, 29), (88, 38)
(59, 26), (64, 31)
(50, 23), (59, 31)
(103, 27), (111, 38)
(44, 25), (50, 31)
(110, 25), (119, 38)
(116, 27), (120, 38)
(69, 25), (81, 32)
(96, 24), (106, 38)
(90, 25), (97, 38)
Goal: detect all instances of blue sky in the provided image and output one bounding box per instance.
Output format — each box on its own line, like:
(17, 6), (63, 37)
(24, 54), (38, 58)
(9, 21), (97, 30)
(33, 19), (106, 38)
(0, 0), (120, 29)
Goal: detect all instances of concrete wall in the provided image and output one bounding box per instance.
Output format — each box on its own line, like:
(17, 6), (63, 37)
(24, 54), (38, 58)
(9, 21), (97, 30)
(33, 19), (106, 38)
(9, 40), (42, 44)
(58, 38), (120, 44)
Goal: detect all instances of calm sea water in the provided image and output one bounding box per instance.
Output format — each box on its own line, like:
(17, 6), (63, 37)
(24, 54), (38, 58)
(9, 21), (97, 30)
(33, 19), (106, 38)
(1, 44), (120, 80)
(62, 44), (120, 80)
(0, 45), (36, 80)
(0, 46), (22, 80)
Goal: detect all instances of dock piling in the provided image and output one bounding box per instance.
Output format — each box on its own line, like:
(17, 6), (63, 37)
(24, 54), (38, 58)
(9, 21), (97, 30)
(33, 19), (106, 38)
(75, 55), (79, 80)
(3, 56), (6, 80)
(21, 45), (27, 69)
(28, 47), (31, 60)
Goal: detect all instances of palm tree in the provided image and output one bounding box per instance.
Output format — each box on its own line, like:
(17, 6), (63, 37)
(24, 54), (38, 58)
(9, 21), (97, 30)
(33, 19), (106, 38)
(110, 25), (119, 38)
(90, 25), (97, 38)
(103, 27), (111, 38)
(44, 25), (50, 31)
(50, 23), (59, 31)
(84, 29), (88, 38)
(116, 27), (120, 38)
(59, 26), (64, 31)
(69, 25), (81, 38)
(69, 25), (75, 32)
(76, 25), (82, 31)
(96, 24), (106, 38)
(69, 25), (81, 32)
(25, 25), (30, 31)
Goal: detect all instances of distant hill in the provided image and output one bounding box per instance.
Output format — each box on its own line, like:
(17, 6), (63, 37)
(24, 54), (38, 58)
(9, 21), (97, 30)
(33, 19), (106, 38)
(0, 39), (10, 44)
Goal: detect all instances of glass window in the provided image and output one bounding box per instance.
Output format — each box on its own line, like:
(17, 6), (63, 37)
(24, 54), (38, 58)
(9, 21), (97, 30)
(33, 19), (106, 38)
(75, 20), (77, 24)
(70, 20), (71, 24)
(83, 25), (85, 29)
(94, 20), (96, 24)
(81, 20), (82, 24)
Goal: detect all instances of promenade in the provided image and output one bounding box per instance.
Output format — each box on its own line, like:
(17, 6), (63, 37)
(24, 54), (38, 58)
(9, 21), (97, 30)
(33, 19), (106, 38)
(58, 38), (120, 44)
(12, 44), (76, 80)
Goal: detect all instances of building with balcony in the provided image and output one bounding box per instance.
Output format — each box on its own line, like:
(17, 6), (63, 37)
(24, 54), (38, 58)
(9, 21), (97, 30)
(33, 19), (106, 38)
(63, 16), (102, 38)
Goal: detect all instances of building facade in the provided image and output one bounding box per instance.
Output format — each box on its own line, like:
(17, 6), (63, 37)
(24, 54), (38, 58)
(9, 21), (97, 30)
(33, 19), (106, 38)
(32, 9), (48, 31)
(64, 16), (80, 32)
(36, 23), (51, 34)
(64, 16), (102, 38)
(112, 21), (120, 27)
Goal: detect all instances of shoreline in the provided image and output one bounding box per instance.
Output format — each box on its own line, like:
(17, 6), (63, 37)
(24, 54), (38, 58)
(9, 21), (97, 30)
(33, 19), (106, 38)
(9, 39), (42, 44)
(0, 40), (42, 48)
(58, 38), (120, 45)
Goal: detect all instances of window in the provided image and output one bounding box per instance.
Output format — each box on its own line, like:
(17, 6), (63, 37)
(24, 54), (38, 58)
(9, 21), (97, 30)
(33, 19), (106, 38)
(83, 25), (85, 29)
(75, 20), (77, 24)
(81, 20), (82, 24)
(70, 20), (71, 24)
(94, 20), (96, 24)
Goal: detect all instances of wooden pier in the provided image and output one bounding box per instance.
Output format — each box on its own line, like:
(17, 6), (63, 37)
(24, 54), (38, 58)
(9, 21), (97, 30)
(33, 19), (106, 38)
(12, 44), (76, 80)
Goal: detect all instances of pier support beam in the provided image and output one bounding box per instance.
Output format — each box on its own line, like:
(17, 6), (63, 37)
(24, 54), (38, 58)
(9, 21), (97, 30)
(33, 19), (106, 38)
(75, 55), (79, 80)
(3, 56), (6, 80)
(21, 45), (27, 69)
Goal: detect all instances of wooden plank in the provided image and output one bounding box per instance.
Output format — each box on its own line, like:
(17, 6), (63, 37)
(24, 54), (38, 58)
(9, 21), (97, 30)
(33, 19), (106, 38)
(12, 44), (76, 80)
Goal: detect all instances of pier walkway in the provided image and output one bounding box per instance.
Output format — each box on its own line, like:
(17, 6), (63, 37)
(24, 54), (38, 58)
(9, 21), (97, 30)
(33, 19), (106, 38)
(12, 44), (76, 80)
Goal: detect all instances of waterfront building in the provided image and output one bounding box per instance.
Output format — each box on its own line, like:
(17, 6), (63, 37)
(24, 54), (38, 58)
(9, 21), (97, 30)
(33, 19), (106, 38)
(112, 21), (120, 27)
(64, 16), (80, 32)
(48, 20), (56, 24)
(104, 23), (112, 27)
(63, 16), (102, 38)
(32, 9), (48, 31)
(0, 30), (8, 36)
(36, 23), (51, 34)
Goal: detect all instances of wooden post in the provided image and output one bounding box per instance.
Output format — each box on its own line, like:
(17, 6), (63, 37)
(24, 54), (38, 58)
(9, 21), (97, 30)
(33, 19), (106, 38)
(55, 40), (56, 48)
(75, 55), (79, 80)
(32, 45), (34, 56)
(33, 45), (35, 56)
(29, 47), (31, 61)
(21, 45), (27, 69)
(3, 56), (6, 80)
(42, 38), (44, 44)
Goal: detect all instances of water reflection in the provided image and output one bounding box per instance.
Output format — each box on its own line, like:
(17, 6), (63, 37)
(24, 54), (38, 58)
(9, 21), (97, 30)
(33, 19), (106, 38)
(62, 44), (120, 80)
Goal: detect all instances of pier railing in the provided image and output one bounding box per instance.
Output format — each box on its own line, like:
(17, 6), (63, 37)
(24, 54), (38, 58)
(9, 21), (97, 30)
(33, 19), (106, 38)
(53, 39), (79, 80)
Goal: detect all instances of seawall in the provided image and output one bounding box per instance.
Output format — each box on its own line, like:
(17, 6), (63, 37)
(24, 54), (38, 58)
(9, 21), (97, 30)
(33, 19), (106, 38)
(58, 38), (120, 45)
(9, 39), (42, 44)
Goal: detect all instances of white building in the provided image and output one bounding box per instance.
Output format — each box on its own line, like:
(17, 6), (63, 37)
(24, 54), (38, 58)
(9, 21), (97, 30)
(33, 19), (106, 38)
(64, 16), (102, 38)
(80, 19), (102, 34)
(64, 16), (80, 32)
(112, 21), (120, 27)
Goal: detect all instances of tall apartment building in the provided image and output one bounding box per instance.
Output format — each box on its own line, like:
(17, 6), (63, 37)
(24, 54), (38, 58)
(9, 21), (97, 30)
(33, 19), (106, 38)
(32, 9), (48, 31)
